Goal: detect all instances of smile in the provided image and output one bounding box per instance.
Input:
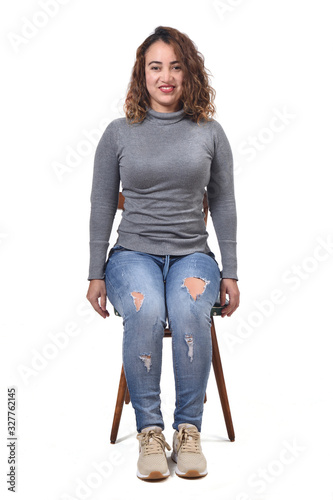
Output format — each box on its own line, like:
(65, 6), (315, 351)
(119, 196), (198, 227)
(159, 86), (175, 93)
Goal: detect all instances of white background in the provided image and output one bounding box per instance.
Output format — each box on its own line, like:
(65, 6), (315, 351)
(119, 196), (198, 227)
(1, 0), (333, 499)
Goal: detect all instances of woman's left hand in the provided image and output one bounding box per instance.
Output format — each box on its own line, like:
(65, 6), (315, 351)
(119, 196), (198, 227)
(220, 278), (240, 317)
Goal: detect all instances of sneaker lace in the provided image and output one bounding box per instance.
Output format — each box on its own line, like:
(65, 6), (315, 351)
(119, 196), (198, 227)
(137, 430), (171, 456)
(176, 427), (201, 453)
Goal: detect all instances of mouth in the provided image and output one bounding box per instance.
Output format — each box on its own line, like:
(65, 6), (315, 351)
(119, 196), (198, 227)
(159, 86), (175, 93)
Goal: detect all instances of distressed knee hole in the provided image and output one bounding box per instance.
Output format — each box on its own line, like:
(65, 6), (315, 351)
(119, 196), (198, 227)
(184, 334), (194, 362)
(131, 291), (144, 312)
(139, 354), (152, 372)
(182, 277), (210, 301)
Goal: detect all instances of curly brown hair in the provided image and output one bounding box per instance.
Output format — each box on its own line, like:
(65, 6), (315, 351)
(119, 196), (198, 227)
(124, 26), (216, 124)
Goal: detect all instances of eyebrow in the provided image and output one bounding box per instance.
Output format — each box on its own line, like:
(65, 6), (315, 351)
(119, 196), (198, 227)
(148, 60), (180, 66)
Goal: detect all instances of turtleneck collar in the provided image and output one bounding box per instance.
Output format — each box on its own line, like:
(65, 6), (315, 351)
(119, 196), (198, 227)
(145, 106), (186, 125)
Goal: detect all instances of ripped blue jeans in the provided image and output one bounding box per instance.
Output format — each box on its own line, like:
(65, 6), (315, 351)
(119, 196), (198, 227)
(104, 244), (221, 433)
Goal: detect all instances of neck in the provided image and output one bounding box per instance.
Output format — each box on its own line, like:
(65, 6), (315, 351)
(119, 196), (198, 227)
(145, 106), (186, 125)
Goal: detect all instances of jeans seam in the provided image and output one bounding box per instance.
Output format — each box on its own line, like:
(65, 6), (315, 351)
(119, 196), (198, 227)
(172, 327), (181, 424)
(105, 271), (125, 316)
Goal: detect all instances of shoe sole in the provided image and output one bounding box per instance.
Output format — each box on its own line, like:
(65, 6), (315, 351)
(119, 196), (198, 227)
(175, 468), (208, 478)
(171, 451), (208, 478)
(137, 469), (170, 481)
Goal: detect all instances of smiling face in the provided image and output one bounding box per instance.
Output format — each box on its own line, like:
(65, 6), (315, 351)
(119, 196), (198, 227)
(145, 40), (184, 113)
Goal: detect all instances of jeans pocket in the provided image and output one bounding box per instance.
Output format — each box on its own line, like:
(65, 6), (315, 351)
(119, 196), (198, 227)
(207, 251), (222, 279)
(107, 244), (127, 260)
(113, 244), (126, 251)
(207, 250), (219, 266)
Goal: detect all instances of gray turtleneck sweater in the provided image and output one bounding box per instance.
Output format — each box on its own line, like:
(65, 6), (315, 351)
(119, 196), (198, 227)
(88, 107), (238, 281)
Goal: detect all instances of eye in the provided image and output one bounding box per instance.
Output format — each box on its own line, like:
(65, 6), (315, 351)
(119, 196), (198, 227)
(151, 66), (160, 70)
(172, 66), (182, 70)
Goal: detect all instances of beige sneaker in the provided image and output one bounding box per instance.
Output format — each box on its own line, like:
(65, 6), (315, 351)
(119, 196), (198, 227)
(171, 423), (208, 478)
(136, 426), (171, 480)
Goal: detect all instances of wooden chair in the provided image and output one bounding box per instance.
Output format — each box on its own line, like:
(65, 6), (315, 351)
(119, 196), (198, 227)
(110, 191), (235, 443)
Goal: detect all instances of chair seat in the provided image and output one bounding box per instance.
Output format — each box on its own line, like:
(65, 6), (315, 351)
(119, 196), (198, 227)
(114, 301), (228, 318)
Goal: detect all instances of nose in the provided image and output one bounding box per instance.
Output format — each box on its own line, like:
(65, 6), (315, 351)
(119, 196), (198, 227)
(159, 68), (173, 83)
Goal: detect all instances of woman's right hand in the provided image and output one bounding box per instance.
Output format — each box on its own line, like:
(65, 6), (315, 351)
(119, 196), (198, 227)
(86, 279), (110, 319)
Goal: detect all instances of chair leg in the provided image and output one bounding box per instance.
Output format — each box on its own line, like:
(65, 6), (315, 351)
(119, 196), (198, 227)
(211, 317), (235, 441)
(110, 323), (234, 443)
(110, 365), (127, 444)
(124, 386), (131, 404)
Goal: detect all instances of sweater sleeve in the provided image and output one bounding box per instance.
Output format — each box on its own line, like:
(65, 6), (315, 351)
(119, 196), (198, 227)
(88, 121), (120, 280)
(207, 121), (238, 280)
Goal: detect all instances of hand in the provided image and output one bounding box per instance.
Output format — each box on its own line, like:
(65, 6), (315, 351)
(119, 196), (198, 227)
(86, 279), (110, 319)
(220, 278), (240, 318)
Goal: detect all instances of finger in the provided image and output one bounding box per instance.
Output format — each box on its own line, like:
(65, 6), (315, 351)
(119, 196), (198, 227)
(101, 298), (110, 317)
(224, 294), (240, 317)
(221, 304), (232, 317)
(100, 292), (108, 312)
(220, 283), (227, 306)
(90, 297), (108, 318)
(101, 293), (110, 316)
(91, 298), (103, 314)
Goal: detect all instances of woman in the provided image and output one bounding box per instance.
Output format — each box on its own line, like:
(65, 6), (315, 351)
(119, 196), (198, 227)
(86, 26), (240, 481)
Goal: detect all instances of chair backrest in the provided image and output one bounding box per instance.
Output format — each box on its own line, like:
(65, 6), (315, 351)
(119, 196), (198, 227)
(117, 191), (209, 226)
